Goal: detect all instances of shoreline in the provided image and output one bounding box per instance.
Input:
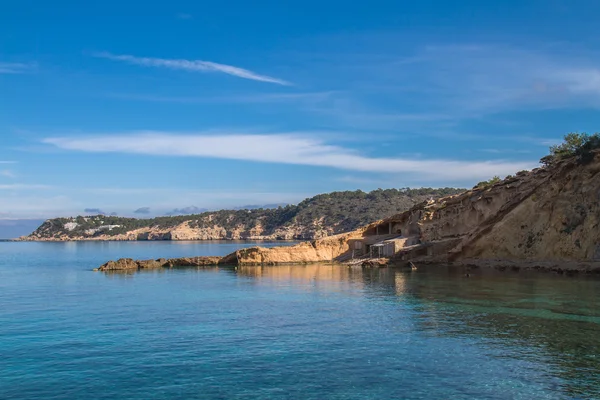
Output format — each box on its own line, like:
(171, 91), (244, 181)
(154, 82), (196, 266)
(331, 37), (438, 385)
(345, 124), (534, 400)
(95, 254), (600, 275)
(10, 238), (302, 243)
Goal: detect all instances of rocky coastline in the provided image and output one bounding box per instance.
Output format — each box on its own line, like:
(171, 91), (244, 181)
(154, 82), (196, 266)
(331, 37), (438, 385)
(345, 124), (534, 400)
(96, 255), (600, 275)
(96, 151), (600, 275)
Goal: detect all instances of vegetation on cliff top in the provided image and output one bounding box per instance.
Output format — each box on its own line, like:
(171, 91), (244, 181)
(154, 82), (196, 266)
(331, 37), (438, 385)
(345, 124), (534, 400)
(473, 132), (600, 190)
(540, 132), (600, 166)
(475, 175), (502, 189)
(28, 187), (464, 239)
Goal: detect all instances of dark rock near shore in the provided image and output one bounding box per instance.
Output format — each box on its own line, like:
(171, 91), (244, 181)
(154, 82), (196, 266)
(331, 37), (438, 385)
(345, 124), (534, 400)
(361, 258), (389, 267)
(165, 257), (223, 267)
(96, 258), (140, 271)
(137, 258), (168, 269)
(95, 256), (223, 271)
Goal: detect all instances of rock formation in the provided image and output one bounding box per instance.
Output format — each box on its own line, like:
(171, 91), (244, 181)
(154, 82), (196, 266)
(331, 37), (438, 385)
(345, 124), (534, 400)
(96, 256), (223, 271)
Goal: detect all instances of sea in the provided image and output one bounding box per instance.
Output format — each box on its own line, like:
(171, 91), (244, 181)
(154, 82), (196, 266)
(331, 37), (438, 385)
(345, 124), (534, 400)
(1, 241), (599, 399)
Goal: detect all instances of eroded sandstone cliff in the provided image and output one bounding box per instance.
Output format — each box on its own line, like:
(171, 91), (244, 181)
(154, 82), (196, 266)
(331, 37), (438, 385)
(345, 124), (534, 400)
(387, 153), (600, 267)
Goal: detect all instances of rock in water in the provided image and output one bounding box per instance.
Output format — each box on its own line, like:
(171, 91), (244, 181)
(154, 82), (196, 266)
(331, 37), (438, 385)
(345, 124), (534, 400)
(96, 258), (139, 271)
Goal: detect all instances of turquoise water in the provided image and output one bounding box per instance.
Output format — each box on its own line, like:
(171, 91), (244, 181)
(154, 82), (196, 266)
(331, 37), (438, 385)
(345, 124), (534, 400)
(1, 242), (600, 399)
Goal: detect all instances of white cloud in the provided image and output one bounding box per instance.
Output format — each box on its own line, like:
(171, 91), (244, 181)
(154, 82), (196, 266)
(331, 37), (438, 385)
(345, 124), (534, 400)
(93, 52), (291, 85)
(0, 161), (17, 164)
(0, 62), (36, 74)
(43, 132), (536, 180)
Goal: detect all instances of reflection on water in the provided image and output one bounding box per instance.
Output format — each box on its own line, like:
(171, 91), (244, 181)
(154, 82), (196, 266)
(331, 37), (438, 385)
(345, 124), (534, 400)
(118, 263), (600, 397)
(231, 265), (600, 397)
(2, 241), (600, 400)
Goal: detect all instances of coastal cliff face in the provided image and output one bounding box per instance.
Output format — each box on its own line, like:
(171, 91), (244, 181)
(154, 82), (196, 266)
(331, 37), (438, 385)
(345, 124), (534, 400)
(371, 153), (600, 269)
(26, 217), (354, 241)
(32, 220), (333, 242)
(224, 154), (600, 269)
(455, 159), (600, 262)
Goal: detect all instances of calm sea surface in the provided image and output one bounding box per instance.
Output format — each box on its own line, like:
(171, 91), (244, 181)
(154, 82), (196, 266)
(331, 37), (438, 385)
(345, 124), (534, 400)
(1, 241), (599, 399)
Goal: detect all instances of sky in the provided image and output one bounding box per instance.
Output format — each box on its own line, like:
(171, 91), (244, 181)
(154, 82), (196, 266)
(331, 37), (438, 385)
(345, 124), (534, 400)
(2, 0), (600, 219)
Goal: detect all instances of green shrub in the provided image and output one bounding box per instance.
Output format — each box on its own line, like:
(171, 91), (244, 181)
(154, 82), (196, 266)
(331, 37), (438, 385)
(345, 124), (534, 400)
(540, 132), (600, 166)
(475, 176), (501, 189)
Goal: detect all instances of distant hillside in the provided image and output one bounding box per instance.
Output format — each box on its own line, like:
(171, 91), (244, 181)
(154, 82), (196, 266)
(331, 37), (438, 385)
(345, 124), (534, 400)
(23, 188), (465, 241)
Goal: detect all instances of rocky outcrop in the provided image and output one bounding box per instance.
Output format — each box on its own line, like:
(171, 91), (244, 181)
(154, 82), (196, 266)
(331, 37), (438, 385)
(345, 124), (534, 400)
(97, 258), (141, 271)
(95, 228), (366, 270)
(95, 256), (223, 271)
(231, 231), (363, 265)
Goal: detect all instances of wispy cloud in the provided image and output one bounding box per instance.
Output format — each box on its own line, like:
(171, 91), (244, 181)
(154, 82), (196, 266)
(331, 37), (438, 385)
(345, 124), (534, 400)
(295, 42), (600, 131)
(0, 184), (52, 190)
(106, 91), (334, 104)
(0, 161), (17, 164)
(0, 62), (36, 74)
(0, 170), (16, 179)
(480, 148), (532, 154)
(93, 52), (291, 85)
(410, 44), (600, 112)
(43, 132), (536, 180)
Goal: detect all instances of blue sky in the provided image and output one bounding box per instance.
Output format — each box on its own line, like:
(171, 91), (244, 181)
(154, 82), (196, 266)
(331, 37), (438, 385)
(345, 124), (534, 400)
(2, 0), (600, 218)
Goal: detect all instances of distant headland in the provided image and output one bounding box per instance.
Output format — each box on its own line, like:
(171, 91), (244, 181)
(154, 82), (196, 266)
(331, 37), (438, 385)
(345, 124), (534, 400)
(19, 188), (463, 242)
